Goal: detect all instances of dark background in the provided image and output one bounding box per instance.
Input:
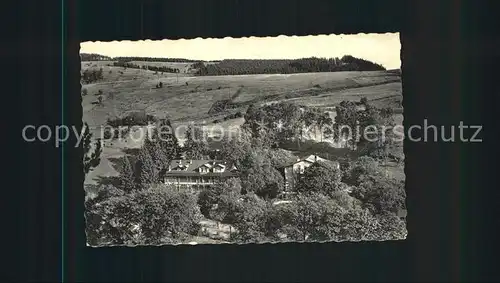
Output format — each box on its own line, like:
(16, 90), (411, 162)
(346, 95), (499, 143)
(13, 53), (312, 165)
(6, 0), (497, 281)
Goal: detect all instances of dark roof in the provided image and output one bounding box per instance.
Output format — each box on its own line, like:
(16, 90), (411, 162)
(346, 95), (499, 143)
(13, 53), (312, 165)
(161, 159), (237, 178)
(168, 159), (224, 172)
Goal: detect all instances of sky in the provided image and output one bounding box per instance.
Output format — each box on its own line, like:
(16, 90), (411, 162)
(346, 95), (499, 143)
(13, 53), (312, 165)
(80, 33), (401, 69)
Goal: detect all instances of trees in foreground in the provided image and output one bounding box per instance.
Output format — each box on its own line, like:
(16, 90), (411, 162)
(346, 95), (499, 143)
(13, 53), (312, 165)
(238, 151), (285, 199)
(295, 161), (343, 197)
(85, 115), (194, 246)
(84, 103), (407, 245)
(219, 191), (406, 244)
(196, 159), (406, 244)
(209, 115), (406, 243)
(86, 186), (201, 246)
(197, 178), (242, 221)
(87, 155), (406, 245)
(344, 156), (406, 215)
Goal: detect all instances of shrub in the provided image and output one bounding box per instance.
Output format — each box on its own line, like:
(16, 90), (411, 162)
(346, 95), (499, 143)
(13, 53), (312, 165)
(103, 128), (113, 139)
(81, 68), (104, 84)
(107, 112), (157, 130)
(85, 187), (201, 246)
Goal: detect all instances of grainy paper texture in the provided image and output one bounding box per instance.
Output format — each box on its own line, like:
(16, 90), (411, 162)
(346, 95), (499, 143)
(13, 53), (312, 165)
(81, 33), (406, 246)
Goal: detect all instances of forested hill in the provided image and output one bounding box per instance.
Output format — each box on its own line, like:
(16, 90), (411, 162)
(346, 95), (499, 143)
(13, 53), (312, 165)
(80, 53), (113, 61)
(193, 56), (385, 76)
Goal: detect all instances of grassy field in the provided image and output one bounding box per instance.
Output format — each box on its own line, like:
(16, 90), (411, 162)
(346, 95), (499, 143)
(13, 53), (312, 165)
(82, 62), (401, 126)
(82, 60), (404, 187)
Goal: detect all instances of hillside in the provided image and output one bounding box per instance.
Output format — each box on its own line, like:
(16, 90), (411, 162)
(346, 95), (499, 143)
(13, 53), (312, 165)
(81, 57), (403, 189)
(81, 63), (401, 127)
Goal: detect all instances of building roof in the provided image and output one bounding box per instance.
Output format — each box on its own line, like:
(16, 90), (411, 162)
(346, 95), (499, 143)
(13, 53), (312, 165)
(280, 154), (337, 168)
(161, 159), (237, 178)
(169, 159), (221, 172)
(280, 155), (312, 168)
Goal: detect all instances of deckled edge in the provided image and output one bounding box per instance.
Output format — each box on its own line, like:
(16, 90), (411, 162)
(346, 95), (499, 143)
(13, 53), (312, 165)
(80, 32), (400, 44)
(86, 235), (408, 248)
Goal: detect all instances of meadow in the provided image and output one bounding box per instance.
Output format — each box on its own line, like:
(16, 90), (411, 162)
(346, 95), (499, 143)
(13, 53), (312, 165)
(81, 60), (403, 187)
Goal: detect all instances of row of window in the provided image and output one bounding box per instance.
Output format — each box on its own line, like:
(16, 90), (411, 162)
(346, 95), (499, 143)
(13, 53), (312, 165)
(165, 177), (218, 184)
(199, 166), (225, 173)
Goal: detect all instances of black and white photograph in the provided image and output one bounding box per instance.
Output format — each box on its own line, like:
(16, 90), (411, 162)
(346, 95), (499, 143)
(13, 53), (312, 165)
(81, 33), (406, 246)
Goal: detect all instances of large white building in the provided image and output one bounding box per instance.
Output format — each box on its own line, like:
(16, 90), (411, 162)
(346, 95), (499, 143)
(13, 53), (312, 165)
(160, 159), (238, 189)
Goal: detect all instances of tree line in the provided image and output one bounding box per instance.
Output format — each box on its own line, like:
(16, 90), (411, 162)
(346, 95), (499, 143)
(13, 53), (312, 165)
(81, 68), (104, 84)
(114, 56), (200, 63)
(81, 53), (113, 61)
(194, 56), (385, 76)
(112, 61), (180, 73)
(80, 54), (199, 63)
(80, 53), (386, 76)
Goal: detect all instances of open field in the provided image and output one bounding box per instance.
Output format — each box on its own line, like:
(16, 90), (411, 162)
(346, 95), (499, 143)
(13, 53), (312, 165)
(82, 61), (403, 188)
